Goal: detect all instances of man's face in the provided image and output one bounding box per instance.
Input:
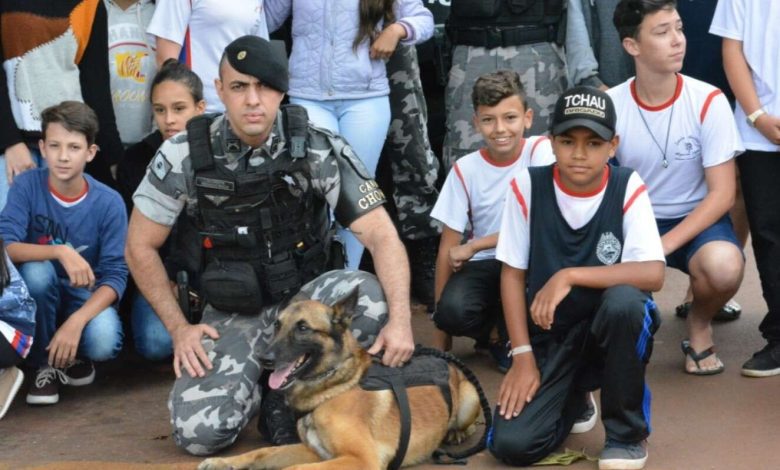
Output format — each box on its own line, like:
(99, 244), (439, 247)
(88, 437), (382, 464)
(551, 127), (618, 194)
(625, 7), (686, 74)
(473, 95), (533, 162)
(216, 61), (285, 147)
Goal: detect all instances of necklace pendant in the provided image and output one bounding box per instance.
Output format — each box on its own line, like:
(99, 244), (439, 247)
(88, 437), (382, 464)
(662, 159), (669, 168)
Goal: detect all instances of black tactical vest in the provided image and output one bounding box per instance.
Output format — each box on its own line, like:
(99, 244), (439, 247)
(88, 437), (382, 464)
(527, 165), (631, 334)
(183, 106), (332, 313)
(447, 0), (564, 48)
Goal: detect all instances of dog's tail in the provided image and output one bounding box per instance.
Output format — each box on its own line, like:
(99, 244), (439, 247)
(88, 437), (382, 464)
(412, 346), (493, 465)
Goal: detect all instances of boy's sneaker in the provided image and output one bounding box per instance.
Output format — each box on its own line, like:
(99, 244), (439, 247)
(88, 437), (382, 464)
(61, 359), (95, 386)
(599, 439), (648, 470)
(0, 367), (24, 419)
(741, 342), (780, 377)
(571, 392), (598, 434)
(487, 340), (512, 373)
(26, 366), (68, 405)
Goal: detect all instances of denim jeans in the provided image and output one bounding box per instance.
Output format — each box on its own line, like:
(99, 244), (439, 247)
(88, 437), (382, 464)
(131, 293), (172, 361)
(0, 146), (45, 212)
(290, 96), (391, 269)
(20, 261), (123, 368)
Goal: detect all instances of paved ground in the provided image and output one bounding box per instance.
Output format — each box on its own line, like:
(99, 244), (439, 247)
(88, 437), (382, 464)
(1, 245), (778, 470)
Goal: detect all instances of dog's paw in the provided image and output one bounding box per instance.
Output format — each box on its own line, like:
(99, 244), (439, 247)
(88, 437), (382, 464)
(445, 423), (476, 445)
(197, 458), (234, 470)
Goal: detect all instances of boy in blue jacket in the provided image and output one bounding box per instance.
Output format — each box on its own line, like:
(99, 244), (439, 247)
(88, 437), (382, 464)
(0, 101), (128, 406)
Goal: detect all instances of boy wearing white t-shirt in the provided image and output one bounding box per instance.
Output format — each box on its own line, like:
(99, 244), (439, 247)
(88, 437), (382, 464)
(430, 71), (554, 371)
(490, 86), (664, 470)
(610, 0), (745, 376)
(711, 0), (780, 377)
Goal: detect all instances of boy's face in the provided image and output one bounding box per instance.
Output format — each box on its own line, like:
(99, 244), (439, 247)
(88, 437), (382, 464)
(473, 95), (533, 161)
(623, 7), (686, 74)
(552, 127), (618, 193)
(39, 122), (96, 186)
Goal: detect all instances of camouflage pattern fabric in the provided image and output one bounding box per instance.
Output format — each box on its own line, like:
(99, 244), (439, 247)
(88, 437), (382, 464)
(169, 269), (388, 455)
(441, 43), (567, 172)
(383, 44), (442, 241)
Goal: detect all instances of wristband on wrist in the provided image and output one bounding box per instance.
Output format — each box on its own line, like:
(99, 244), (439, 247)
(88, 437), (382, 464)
(508, 344), (533, 357)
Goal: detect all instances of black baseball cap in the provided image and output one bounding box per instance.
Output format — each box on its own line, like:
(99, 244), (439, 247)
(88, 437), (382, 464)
(223, 36), (289, 93)
(550, 86), (616, 140)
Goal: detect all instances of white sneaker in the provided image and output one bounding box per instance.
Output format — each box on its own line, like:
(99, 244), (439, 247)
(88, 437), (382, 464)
(0, 366), (24, 419)
(571, 392), (598, 434)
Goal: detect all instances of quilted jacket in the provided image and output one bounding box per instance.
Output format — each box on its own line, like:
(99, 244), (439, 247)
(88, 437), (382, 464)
(266, 0), (433, 100)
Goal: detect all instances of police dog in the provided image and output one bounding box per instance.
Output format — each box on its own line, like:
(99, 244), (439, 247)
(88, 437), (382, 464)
(198, 290), (481, 470)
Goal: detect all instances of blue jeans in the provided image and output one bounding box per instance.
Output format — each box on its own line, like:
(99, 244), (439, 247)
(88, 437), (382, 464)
(291, 96), (391, 269)
(131, 293), (172, 361)
(20, 261), (123, 368)
(0, 146), (45, 212)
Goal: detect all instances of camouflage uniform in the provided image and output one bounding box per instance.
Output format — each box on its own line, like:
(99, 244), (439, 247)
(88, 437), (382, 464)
(132, 113), (390, 455)
(383, 44), (442, 241)
(441, 43), (568, 172)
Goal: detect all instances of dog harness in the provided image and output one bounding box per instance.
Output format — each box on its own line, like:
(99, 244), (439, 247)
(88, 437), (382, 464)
(360, 354), (453, 470)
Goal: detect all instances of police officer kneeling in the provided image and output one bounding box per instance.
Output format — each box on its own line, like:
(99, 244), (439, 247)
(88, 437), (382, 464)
(125, 36), (415, 456)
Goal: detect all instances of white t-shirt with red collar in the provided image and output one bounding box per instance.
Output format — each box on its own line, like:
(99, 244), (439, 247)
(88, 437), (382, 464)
(431, 136), (555, 261)
(496, 165), (664, 270)
(607, 74), (744, 219)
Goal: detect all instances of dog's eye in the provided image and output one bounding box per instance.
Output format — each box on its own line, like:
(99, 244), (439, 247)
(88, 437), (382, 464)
(296, 320), (309, 332)
(274, 320), (281, 330)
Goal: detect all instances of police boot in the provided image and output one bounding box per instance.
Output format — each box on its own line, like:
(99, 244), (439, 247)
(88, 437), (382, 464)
(405, 236), (439, 312)
(258, 373), (300, 445)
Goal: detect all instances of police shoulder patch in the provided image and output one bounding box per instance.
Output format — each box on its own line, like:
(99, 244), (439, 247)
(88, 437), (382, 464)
(151, 150), (173, 181)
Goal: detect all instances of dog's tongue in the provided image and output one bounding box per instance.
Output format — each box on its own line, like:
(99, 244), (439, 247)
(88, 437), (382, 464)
(269, 362), (296, 390)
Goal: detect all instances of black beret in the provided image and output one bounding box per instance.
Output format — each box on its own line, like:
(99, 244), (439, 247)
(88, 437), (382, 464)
(224, 36), (289, 93)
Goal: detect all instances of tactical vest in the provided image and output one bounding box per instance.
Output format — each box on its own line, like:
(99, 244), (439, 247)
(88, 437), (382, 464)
(447, 0), (564, 48)
(184, 105), (332, 313)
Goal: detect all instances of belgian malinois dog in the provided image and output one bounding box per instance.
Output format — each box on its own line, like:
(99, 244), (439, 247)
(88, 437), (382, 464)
(198, 290), (482, 470)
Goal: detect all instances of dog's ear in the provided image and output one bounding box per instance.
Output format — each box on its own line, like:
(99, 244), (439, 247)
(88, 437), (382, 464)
(331, 287), (359, 330)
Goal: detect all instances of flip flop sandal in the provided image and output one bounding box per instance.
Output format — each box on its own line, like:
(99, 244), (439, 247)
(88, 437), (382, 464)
(681, 339), (725, 376)
(674, 301), (742, 322)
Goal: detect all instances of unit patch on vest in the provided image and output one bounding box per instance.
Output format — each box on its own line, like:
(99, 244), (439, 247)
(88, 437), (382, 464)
(150, 150), (172, 181)
(596, 232), (622, 265)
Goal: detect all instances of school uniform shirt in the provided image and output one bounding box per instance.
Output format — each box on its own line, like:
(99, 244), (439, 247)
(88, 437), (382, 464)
(105, 0), (156, 145)
(147, 0), (269, 113)
(0, 169), (128, 299)
(431, 136), (554, 261)
(607, 74), (744, 219)
(710, 0), (780, 153)
(496, 165), (664, 270)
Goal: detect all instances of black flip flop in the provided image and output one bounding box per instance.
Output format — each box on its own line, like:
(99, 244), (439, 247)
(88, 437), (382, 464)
(681, 339), (725, 376)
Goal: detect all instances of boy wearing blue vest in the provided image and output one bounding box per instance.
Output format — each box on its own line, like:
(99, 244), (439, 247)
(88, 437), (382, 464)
(490, 87), (665, 470)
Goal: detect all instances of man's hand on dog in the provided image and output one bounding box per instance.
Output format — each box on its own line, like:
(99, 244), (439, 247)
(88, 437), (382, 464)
(171, 323), (220, 378)
(498, 354), (540, 419)
(367, 317), (414, 367)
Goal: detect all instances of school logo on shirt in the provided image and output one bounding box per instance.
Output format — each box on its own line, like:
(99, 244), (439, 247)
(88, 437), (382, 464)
(115, 51), (149, 83)
(674, 136), (702, 161)
(596, 232), (622, 265)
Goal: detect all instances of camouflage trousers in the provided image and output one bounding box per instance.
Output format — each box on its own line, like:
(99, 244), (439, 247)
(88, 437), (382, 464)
(441, 42), (568, 172)
(168, 269), (389, 455)
(383, 44), (442, 241)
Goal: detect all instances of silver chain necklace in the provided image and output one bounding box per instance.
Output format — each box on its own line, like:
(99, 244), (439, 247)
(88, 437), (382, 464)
(637, 102), (675, 168)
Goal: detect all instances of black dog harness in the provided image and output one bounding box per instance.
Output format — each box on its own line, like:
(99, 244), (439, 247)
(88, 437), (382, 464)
(359, 347), (492, 470)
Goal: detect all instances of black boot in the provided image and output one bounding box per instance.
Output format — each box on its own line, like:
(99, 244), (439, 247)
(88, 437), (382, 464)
(257, 376), (300, 445)
(405, 236), (439, 312)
